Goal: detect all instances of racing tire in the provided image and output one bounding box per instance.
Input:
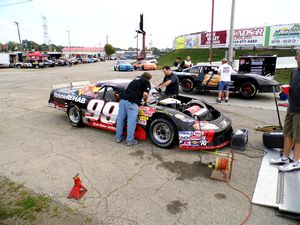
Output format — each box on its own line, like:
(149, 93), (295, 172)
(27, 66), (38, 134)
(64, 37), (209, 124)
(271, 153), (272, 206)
(142, 66), (145, 70)
(35, 65), (39, 69)
(263, 131), (284, 149)
(149, 118), (177, 149)
(114, 67), (116, 71)
(181, 78), (195, 92)
(134, 66), (137, 70)
(17, 65), (21, 69)
(239, 82), (257, 98)
(67, 104), (83, 127)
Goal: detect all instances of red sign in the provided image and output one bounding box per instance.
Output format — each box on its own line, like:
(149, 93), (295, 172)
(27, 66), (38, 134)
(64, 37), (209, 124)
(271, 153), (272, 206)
(201, 31), (227, 47)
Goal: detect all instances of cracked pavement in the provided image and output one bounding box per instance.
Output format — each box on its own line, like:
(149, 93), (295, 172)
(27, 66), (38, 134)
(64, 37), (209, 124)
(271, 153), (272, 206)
(0, 62), (297, 225)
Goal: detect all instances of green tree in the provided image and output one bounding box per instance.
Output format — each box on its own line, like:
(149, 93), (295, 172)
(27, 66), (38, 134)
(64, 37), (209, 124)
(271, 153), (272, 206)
(8, 41), (17, 51)
(104, 44), (115, 57)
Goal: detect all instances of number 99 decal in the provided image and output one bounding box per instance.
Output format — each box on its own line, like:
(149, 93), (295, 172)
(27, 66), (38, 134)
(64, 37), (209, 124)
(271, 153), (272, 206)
(86, 99), (119, 125)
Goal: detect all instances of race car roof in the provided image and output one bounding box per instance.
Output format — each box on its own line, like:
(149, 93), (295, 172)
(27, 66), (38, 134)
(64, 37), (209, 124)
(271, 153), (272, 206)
(96, 79), (131, 89)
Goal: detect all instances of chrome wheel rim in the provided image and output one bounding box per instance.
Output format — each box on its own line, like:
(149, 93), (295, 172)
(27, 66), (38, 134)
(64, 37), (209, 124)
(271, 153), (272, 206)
(153, 123), (171, 144)
(69, 107), (80, 123)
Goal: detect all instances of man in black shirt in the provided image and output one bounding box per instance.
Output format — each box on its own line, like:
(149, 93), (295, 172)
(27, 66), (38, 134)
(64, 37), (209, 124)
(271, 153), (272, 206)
(270, 49), (300, 171)
(157, 66), (179, 96)
(116, 72), (152, 146)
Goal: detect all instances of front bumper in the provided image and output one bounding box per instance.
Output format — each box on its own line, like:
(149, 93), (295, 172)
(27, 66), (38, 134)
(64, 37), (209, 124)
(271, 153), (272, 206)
(178, 125), (233, 150)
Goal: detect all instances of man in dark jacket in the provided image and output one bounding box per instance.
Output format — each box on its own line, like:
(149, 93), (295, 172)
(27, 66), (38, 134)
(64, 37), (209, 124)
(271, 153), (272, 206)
(116, 72), (152, 146)
(270, 49), (300, 171)
(157, 66), (179, 96)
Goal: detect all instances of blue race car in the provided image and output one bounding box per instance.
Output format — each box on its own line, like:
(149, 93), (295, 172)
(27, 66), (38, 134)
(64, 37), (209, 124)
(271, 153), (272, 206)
(114, 60), (134, 71)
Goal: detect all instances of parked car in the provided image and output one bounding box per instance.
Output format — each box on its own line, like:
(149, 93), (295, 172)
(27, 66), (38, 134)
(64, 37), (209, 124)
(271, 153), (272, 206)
(133, 60), (157, 70)
(114, 60), (134, 71)
(174, 64), (280, 98)
(146, 55), (158, 65)
(48, 79), (232, 150)
(15, 62), (32, 69)
(27, 59), (44, 69)
(43, 59), (55, 67)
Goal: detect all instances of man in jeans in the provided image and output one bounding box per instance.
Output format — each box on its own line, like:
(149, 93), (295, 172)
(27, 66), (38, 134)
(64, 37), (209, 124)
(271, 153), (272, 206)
(116, 72), (152, 146)
(216, 58), (232, 103)
(270, 49), (300, 171)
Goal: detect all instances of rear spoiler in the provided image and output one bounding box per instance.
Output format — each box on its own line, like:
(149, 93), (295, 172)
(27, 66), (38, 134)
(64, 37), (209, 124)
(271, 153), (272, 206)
(51, 81), (91, 90)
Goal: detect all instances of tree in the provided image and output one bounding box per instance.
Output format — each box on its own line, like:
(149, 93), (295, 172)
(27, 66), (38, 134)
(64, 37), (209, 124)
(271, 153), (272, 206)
(104, 44), (115, 56)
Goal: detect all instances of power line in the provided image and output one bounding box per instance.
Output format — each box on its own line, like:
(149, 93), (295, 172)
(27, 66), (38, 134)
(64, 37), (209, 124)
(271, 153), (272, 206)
(0, 0), (33, 8)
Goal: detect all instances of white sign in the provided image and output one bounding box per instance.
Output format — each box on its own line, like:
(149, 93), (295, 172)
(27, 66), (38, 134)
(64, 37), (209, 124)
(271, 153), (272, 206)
(233, 27), (265, 47)
(269, 24), (300, 46)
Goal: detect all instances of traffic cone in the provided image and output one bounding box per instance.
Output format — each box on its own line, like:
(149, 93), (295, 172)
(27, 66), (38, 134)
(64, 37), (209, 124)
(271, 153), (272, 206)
(68, 173), (87, 200)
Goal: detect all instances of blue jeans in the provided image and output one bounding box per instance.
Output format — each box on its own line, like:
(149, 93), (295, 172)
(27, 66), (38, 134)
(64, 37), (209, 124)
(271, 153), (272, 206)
(116, 99), (139, 142)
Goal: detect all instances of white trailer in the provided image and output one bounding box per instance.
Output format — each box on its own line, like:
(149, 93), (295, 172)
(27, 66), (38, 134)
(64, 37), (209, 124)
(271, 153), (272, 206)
(0, 53), (10, 67)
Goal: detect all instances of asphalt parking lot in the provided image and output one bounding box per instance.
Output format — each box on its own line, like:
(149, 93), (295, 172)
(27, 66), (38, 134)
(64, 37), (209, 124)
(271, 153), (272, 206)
(0, 61), (296, 225)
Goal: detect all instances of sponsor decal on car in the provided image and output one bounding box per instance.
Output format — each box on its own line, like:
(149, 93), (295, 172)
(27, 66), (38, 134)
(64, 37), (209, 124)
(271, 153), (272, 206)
(54, 92), (86, 104)
(139, 106), (156, 117)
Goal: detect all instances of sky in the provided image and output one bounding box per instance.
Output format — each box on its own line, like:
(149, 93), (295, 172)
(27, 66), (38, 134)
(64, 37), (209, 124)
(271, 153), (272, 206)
(0, 0), (299, 49)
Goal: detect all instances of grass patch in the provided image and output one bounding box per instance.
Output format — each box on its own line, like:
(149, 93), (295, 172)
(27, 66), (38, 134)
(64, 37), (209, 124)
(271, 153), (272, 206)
(157, 48), (296, 67)
(0, 176), (99, 225)
(275, 69), (292, 85)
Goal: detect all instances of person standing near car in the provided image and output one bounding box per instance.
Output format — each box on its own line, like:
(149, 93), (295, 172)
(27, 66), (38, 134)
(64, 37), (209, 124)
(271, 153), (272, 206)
(270, 49), (300, 172)
(157, 66), (179, 96)
(181, 56), (193, 69)
(116, 72), (152, 146)
(216, 58), (232, 103)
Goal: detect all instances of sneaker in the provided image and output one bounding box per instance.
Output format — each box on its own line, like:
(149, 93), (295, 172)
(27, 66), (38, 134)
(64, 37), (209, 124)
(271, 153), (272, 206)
(278, 160), (300, 172)
(216, 99), (221, 103)
(126, 140), (139, 146)
(269, 155), (289, 165)
(116, 138), (123, 143)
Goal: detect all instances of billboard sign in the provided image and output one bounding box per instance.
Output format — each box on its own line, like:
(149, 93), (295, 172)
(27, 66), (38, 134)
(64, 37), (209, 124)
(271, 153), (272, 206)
(233, 27), (265, 47)
(268, 23), (300, 46)
(175, 36), (185, 49)
(201, 31), (227, 47)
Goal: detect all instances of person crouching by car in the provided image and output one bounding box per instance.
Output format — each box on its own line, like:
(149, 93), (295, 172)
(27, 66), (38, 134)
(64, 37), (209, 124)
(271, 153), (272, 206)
(216, 58), (232, 103)
(157, 66), (179, 96)
(116, 72), (152, 146)
(173, 57), (182, 71)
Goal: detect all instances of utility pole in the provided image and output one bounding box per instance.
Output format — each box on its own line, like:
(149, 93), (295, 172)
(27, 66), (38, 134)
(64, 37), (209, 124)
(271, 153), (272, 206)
(66, 30), (71, 57)
(227, 0), (236, 65)
(209, 0), (214, 64)
(106, 35), (108, 45)
(14, 21), (22, 51)
(42, 16), (49, 47)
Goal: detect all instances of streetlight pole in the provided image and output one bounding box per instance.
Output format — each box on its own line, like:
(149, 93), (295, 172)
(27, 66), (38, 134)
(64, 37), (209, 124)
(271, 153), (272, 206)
(227, 0), (236, 65)
(14, 21), (22, 51)
(209, 0), (215, 64)
(135, 32), (139, 60)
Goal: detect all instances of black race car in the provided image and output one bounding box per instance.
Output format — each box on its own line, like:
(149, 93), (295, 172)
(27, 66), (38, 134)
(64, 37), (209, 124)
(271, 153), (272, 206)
(48, 79), (232, 150)
(174, 64), (280, 98)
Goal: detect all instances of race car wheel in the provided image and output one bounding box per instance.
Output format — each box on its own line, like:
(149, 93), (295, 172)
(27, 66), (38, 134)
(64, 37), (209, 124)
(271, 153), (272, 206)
(17, 65), (21, 69)
(239, 82), (257, 98)
(67, 105), (83, 127)
(263, 131), (284, 149)
(149, 118), (177, 148)
(142, 66), (145, 70)
(181, 78), (194, 92)
(114, 67), (116, 71)
(35, 65), (39, 69)
(134, 66), (137, 70)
